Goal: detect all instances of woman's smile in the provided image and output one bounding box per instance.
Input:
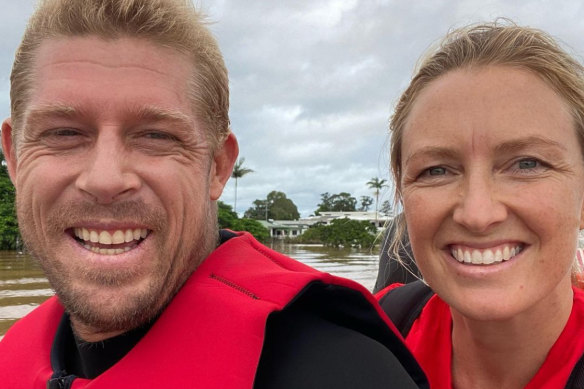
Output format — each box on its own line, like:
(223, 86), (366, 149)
(449, 243), (524, 265)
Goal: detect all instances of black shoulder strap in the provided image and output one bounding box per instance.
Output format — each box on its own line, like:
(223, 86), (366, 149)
(379, 280), (434, 338)
(565, 351), (584, 388)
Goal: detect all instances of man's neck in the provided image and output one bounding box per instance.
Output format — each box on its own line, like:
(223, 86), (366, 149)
(71, 319), (126, 343)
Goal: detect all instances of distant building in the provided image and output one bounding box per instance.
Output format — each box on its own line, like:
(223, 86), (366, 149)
(260, 211), (394, 239)
(306, 211), (393, 230)
(258, 220), (310, 239)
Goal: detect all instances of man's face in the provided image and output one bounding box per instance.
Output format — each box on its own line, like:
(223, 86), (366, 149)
(2, 36), (237, 340)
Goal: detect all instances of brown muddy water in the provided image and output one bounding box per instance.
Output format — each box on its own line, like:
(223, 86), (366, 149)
(0, 243), (380, 337)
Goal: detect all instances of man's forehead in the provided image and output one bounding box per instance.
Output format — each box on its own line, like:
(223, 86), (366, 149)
(33, 35), (192, 72)
(23, 36), (197, 123)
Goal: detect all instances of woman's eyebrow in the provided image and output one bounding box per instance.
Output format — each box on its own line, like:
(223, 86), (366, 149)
(404, 136), (567, 166)
(403, 147), (458, 166)
(494, 136), (567, 155)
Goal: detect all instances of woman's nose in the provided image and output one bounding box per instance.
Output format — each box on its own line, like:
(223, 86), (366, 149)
(452, 172), (507, 233)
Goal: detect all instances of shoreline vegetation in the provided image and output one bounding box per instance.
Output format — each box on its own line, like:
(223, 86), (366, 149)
(219, 201), (381, 248)
(0, 151), (19, 251)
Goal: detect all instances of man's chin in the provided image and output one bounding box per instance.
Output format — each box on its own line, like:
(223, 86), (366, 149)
(61, 283), (168, 338)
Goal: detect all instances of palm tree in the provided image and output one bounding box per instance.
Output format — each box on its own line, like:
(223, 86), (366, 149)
(366, 177), (388, 222)
(231, 157), (254, 214)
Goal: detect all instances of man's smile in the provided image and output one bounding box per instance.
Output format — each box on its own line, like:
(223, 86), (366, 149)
(72, 227), (150, 255)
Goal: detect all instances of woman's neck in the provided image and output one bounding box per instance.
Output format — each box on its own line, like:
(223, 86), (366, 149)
(450, 284), (573, 389)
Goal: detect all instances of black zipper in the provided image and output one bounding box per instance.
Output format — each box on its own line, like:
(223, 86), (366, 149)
(47, 373), (76, 389)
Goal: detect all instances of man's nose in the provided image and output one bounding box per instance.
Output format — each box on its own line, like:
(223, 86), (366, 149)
(75, 134), (141, 204)
(452, 172), (507, 233)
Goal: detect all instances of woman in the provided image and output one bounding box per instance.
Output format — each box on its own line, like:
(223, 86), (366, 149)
(378, 21), (584, 388)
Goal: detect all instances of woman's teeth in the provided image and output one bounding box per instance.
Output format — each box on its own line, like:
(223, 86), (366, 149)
(73, 228), (149, 255)
(450, 245), (523, 265)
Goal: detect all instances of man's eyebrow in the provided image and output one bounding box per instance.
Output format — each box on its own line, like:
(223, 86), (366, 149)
(24, 104), (79, 127)
(131, 106), (195, 128)
(23, 104), (195, 128)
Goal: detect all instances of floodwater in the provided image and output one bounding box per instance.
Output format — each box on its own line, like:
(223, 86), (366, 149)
(0, 243), (380, 337)
(0, 251), (53, 338)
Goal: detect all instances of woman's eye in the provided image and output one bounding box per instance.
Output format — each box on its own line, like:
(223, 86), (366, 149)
(425, 166), (447, 176)
(509, 157), (550, 176)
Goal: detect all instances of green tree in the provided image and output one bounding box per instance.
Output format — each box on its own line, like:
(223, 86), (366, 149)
(314, 192), (332, 214)
(245, 191), (300, 220)
(366, 177), (388, 221)
(296, 223), (326, 244)
(0, 150), (20, 250)
(232, 218), (270, 241)
(315, 192), (357, 214)
(244, 199), (268, 220)
(380, 200), (392, 215)
(266, 191), (299, 220)
(359, 196), (373, 211)
(217, 201), (238, 229)
(216, 200), (269, 241)
(325, 218), (376, 248)
(298, 218), (376, 248)
(231, 157), (254, 214)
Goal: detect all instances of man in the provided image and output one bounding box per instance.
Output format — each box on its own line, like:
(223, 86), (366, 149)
(0, 1), (427, 388)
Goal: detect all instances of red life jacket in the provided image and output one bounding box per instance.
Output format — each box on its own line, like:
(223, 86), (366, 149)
(0, 232), (408, 388)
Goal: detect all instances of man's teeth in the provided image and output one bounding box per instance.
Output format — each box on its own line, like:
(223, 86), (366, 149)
(451, 245), (523, 265)
(73, 228), (149, 255)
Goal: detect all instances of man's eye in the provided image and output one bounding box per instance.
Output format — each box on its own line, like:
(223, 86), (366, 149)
(52, 128), (81, 137)
(41, 128), (83, 141)
(36, 128), (88, 150)
(517, 159), (538, 169)
(143, 132), (176, 141)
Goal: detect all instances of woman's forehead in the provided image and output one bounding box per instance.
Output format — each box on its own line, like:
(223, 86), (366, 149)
(401, 65), (575, 153)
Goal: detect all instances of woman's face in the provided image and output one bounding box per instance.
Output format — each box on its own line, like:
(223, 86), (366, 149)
(400, 65), (584, 320)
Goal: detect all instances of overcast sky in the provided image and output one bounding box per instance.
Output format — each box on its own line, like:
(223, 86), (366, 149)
(2, 1), (584, 217)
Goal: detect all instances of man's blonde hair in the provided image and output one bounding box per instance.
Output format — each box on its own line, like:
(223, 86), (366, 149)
(388, 20), (584, 265)
(11, 0), (229, 147)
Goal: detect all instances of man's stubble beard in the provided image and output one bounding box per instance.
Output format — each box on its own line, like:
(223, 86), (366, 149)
(17, 197), (219, 335)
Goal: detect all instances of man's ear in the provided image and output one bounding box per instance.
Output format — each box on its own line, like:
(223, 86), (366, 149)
(1, 118), (17, 185)
(210, 132), (239, 201)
